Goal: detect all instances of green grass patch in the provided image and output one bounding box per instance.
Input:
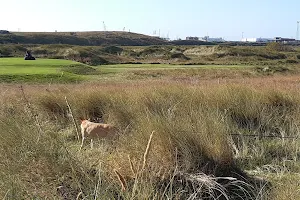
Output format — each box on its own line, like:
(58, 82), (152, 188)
(60, 64), (98, 75)
(0, 58), (89, 83)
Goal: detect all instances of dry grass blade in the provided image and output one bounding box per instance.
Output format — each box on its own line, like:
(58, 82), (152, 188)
(114, 170), (127, 191)
(19, 85), (43, 142)
(76, 191), (83, 200)
(142, 131), (154, 171)
(128, 155), (136, 176)
(65, 96), (80, 141)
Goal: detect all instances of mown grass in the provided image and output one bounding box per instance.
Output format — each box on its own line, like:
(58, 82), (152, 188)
(0, 58), (95, 83)
(0, 80), (299, 199)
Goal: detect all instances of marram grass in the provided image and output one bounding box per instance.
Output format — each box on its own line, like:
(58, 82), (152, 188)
(0, 83), (299, 199)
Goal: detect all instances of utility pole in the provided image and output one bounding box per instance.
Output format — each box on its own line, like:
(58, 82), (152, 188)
(103, 21), (106, 31)
(297, 21), (299, 40)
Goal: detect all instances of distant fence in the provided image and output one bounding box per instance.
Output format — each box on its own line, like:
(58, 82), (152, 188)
(230, 133), (299, 140)
(174, 131), (299, 140)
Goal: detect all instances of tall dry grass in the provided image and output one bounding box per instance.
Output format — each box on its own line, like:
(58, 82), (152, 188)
(0, 80), (299, 199)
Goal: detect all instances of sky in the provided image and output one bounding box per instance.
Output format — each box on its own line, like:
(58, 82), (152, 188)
(0, 0), (299, 41)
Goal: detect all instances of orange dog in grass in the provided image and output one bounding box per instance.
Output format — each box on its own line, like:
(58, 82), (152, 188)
(80, 119), (116, 149)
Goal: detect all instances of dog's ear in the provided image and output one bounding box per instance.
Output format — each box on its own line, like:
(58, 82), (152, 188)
(79, 117), (85, 122)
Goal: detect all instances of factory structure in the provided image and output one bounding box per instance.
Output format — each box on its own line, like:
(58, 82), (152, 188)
(241, 38), (273, 43)
(185, 36), (299, 44)
(183, 20), (300, 44)
(186, 36), (225, 42)
(274, 37), (296, 43)
(183, 35), (300, 44)
(241, 37), (297, 44)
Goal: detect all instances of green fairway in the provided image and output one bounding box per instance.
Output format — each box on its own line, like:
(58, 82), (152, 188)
(0, 57), (255, 83)
(0, 58), (87, 83)
(0, 58), (79, 74)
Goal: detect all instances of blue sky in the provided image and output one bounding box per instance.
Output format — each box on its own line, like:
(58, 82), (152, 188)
(0, 0), (299, 41)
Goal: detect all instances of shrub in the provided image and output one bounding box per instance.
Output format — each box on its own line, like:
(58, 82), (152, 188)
(102, 46), (123, 54)
(0, 46), (12, 57)
(286, 59), (298, 64)
(266, 42), (293, 52)
(170, 52), (190, 60)
(33, 49), (48, 54)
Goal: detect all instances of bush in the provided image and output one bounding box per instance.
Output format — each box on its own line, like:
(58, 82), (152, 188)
(0, 46), (12, 57)
(170, 52), (190, 60)
(33, 49), (48, 54)
(286, 59), (298, 64)
(266, 42), (293, 52)
(102, 46), (123, 54)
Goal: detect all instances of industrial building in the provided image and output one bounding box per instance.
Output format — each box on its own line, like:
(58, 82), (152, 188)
(241, 37), (299, 44)
(200, 36), (225, 42)
(241, 38), (274, 43)
(274, 37), (296, 43)
(186, 36), (225, 42)
(186, 36), (199, 40)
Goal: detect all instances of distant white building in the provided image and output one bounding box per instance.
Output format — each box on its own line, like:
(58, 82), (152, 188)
(274, 37), (296, 43)
(241, 38), (274, 43)
(200, 36), (225, 42)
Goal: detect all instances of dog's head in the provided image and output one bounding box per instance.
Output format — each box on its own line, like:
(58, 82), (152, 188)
(79, 117), (88, 123)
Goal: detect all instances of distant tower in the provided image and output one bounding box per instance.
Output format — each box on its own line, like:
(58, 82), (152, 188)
(123, 27), (125, 31)
(103, 21), (107, 31)
(297, 21), (299, 40)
